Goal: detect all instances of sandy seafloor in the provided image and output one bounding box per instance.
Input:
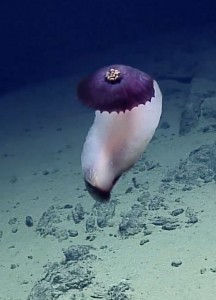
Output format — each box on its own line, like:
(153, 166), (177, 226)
(0, 24), (216, 300)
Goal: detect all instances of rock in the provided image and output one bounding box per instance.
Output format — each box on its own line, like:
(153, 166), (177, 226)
(210, 267), (216, 273)
(162, 223), (178, 230)
(62, 245), (95, 262)
(143, 228), (152, 236)
(160, 121), (170, 129)
(179, 78), (216, 135)
(92, 200), (117, 228)
(152, 217), (168, 226)
(119, 204), (146, 238)
(72, 203), (85, 224)
(185, 207), (198, 224)
(179, 102), (200, 135)
(27, 245), (96, 300)
(200, 268), (207, 274)
(10, 175), (18, 183)
(187, 215), (198, 224)
(171, 208), (184, 216)
(148, 196), (167, 210)
(63, 204), (73, 209)
(11, 227), (18, 233)
(165, 142), (216, 187)
(10, 264), (17, 269)
(140, 238), (149, 245)
(171, 260), (182, 267)
(86, 216), (96, 233)
(86, 234), (96, 242)
(36, 205), (79, 241)
(107, 281), (131, 300)
(25, 216), (34, 227)
(36, 205), (62, 237)
(27, 281), (54, 300)
(8, 217), (17, 225)
(68, 229), (78, 237)
(137, 192), (150, 206)
(28, 262), (94, 299)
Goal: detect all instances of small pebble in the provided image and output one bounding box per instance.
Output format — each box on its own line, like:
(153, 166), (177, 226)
(68, 229), (78, 237)
(10, 264), (17, 269)
(171, 260), (182, 267)
(210, 267), (216, 273)
(125, 187), (133, 194)
(43, 170), (49, 175)
(143, 229), (152, 236)
(10, 176), (18, 183)
(25, 216), (34, 227)
(140, 238), (149, 245)
(86, 235), (96, 241)
(200, 268), (207, 274)
(11, 227), (18, 233)
(187, 216), (198, 224)
(160, 121), (170, 129)
(162, 223), (178, 231)
(8, 217), (17, 225)
(171, 208), (184, 216)
(152, 219), (167, 226)
(63, 204), (73, 209)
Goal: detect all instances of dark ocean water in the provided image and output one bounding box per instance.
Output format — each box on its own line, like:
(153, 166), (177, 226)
(0, 0), (216, 96)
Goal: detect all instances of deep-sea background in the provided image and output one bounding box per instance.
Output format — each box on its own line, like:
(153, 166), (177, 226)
(0, 0), (215, 96)
(1, 0), (216, 300)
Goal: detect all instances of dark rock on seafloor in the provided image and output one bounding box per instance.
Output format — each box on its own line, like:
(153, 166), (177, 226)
(152, 218), (168, 226)
(152, 217), (179, 231)
(85, 216), (96, 233)
(107, 281), (131, 300)
(178, 77), (214, 136)
(27, 281), (54, 300)
(72, 203), (85, 224)
(25, 216), (34, 227)
(8, 217), (17, 225)
(160, 121), (170, 129)
(179, 102), (201, 135)
(27, 245), (96, 300)
(119, 204), (146, 238)
(185, 207), (198, 224)
(137, 191), (150, 206)
(186, 215), (198, 224)
(163, 142), (216, 187)
(62, 245), (96, 262)
(148, 196), (167, 210)
(140, 238), (149, 245)
(171, 260), (182, 267)
(162, 223), (178, 230)
(36, 204), (84, 241)
(171, 208), (184, 216)
(92, 199), (117, 228)
(179, 77), (216, 136)
(68, 229), (78, 237)
(27, 262), (94, 300)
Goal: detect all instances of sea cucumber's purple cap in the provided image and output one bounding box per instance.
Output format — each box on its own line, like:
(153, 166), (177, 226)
(77, 65), (154, 113)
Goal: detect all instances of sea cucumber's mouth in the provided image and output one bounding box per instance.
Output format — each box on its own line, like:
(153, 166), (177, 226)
(77, 64), (154, 113)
